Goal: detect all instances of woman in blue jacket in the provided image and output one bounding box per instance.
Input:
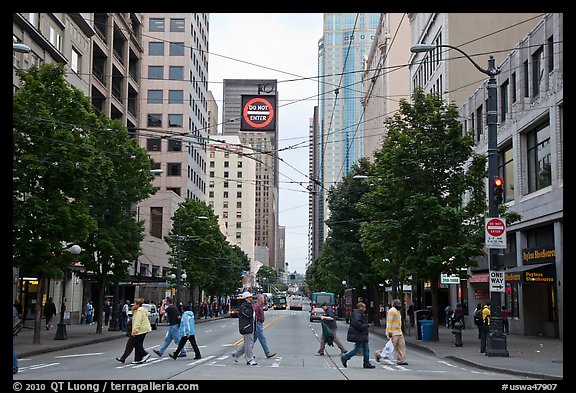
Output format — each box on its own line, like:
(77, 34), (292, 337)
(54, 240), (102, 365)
(170, 305), (201, 360)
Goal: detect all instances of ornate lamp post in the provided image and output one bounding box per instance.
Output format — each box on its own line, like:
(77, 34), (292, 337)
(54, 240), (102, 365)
(54, 244), (82, 340)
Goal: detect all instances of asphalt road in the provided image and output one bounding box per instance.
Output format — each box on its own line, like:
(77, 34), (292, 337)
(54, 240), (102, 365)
(14, 305), (537, 382)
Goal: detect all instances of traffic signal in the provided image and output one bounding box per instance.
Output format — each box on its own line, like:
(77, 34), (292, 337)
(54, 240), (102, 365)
(493, 177), (504, 205)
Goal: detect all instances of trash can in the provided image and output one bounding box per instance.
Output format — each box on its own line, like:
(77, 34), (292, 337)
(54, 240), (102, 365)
(421, 319), (434, 341)
(414, 310), (430, 340)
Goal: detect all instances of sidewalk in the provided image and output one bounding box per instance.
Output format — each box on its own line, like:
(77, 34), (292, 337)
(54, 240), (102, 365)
(14, 317), (563, 380)
(370, 322), (563, 380)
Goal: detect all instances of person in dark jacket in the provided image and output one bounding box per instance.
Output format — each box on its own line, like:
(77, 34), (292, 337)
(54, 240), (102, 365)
(316, 302), (347, 356)
(231, 292), (257, 365)
(44, 297), (57, 330)
(340, 302), (375, 369)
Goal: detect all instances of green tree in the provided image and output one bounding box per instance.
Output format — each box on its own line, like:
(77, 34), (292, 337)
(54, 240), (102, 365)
(13, 64), (98, 343)
(76, 117), (156, 334)
(166, 200), (248, 305)
(358, 88), (488, 340)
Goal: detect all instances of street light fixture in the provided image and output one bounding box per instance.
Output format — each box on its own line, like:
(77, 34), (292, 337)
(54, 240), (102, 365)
(171, 216), (208, 305)
(13, 37), (31, 53)
(54, 244), (82, 340)
(410, 43), (508, 357)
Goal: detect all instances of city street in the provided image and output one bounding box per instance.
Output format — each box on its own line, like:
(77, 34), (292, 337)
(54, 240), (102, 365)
(14, 307), (535, 381)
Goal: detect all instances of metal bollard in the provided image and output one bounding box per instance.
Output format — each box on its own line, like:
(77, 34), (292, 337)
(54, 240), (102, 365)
(451, 320), (463, 347)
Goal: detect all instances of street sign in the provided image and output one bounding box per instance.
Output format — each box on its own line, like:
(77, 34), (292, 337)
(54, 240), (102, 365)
(440, 273), (460, 284)
(489, 270), (505, 293)
(241, 95), (276, 131)
(485, 217), (506, 249)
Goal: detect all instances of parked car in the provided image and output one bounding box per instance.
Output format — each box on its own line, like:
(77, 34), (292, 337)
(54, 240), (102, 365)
(127, 303), (159, 330)
(309, 307), (325, 322)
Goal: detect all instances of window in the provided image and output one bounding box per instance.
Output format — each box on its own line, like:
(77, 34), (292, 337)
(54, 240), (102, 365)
(147, 114), (162, 127)
(223, 181), (229, 188)
(223, 191), (229, 199)
(149, 42), (164, 56)
(237, 201), (242, 208)
(223, 201), (228, 209)
(167, 138), (182, 151)
(168, 114), (183, 128)
(147, 138), (161, 151)
(149, 18), (165, 32)
(500, 80), (509, 122)
(170, 18), (185, 32)
(236, 232), (242, 240)
(237, 192), (242, 198)
(167, 163), (182, 176)
(209, 191), (214, 198)
(148, 66), (163, 79)
(237, 161), (243, 168)
(526, 120), (551, 192)
(532, 46), (544, 97)
(224, 171), (229, 178)
(152, 162), (161, 174)
(209, 171), (214, 178)
(547, 36), (554, 72)
(147, 90), (163, 104)
(167, 187), (181, 196)
(511, 72), (517, 103)
(49, 27), (62, 51)
(236, 222), (242, 228)
(209, 161), (215, 168)
(475, 105), (483, 141)
(169, 66), (184, 80)
(523, 60), (529, 97)
(223, 212), (229, 218)
(499, 145), (514, 203)
(224, 161), (229, 168)
(71, 48), (81, 74)
(237, 171), (242, 178)
(150, 207), (163, 238)
(168, 90), (183, 104)
(169, 42), (185, 56)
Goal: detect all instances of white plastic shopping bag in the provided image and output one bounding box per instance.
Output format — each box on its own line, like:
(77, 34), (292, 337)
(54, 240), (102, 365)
(383, 338), (396, 361)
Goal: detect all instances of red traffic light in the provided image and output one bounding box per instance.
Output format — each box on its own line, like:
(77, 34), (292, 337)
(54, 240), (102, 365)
(493, 177), (504, 204)
(493, 177), (504, 188)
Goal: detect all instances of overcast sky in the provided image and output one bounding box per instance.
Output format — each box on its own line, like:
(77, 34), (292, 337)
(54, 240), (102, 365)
(208, 13), (324, 275)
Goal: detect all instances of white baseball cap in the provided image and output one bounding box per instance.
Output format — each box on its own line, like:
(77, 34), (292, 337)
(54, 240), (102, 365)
(241, 291), (253, 299)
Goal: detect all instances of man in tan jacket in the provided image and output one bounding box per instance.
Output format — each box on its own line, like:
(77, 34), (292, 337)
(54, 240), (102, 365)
(131, 298), (152, 364)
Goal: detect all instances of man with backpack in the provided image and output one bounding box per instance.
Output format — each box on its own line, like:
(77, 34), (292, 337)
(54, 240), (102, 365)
(473, 303), (483, 339)
(479, 302), (491, 354)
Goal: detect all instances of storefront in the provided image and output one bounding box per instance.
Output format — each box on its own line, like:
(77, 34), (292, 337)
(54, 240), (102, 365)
(505, 256), (558, 337)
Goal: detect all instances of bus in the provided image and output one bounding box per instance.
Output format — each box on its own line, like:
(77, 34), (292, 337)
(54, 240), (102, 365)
(229, 291), (244, 317)
(273, 293), (287, 310)
(311, 292), (337, 313)
(289, 295), (303, 311)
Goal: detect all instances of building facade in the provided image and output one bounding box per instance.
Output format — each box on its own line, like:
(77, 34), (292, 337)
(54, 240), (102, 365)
(221, 79), (280, 271)
(315, 13), (380, 251)
(459, 13), (563, 338)
(207, 135), (257, 267)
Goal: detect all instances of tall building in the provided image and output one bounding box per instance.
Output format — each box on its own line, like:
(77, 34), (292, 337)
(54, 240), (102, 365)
(136, 13), (210, 303)
(313, 13), (380, 252)
(221, 79), (280, 272)
(361, 13), (411, 161)
(207, 135), (256, 268)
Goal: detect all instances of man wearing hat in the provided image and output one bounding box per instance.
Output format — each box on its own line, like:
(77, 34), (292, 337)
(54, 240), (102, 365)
(231, 291), (258, 365)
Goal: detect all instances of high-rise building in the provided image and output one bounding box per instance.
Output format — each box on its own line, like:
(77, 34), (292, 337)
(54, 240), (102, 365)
(221, 79), (280, 272)
(136, 13), (210, 303)
(313, 13), (380, 251)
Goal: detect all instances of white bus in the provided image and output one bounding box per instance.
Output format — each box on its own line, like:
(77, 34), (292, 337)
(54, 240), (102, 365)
(289, 295), (303, 311)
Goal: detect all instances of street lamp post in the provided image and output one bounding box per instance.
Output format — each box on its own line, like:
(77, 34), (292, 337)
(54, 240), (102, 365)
(55, 244), (82, 340)
(170, 216), (208, 305)
(410, 43), (508, 357)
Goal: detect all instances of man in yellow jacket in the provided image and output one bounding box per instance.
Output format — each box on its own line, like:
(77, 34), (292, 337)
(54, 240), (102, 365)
(131, 298), (152, 364)
(385, 298), (408, 365)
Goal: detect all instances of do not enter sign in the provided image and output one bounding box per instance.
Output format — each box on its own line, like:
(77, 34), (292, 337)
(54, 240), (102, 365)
(485, 217), (506, 249)
(241, 95), (276, 131)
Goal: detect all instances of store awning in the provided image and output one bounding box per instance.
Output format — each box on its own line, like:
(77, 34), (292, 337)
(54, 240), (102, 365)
(504, 263), (553, 273)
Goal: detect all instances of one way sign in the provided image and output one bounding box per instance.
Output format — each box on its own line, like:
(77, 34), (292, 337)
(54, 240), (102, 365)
(489, 270), (505, 293)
